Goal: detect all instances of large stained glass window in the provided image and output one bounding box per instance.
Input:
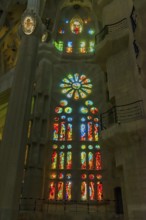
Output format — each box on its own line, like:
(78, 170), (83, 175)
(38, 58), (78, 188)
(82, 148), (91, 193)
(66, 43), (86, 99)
(48, 75), (103, 202)
(53, 100), (73, 141)
(60, 73), (92, 100)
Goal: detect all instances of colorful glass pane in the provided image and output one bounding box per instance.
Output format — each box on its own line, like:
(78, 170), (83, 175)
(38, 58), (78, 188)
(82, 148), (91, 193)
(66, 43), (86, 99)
(58, 173), (64, 179)
(66, 181), (72, 200)
(87, 116), (92, 120)
(66, 152), (72, 169)
(81, 117), (86, 122)
(88, 145), (93, 150)
(95, 152), (102, 170)
(54, 117), (59, 121)
(49, 182), (56, 200)
(53, 123), (59, 141)
(90, 107), (98, 114)
(89, 174), (94, 180)
(96, 174), (102, 180)
(55, 107), (63, 113)
(59, 152), (64, 169)
(81, 182), (87, 201)
(66, 173), (72, 179)
(60, 122), (66, 141)
(67, 144), (72, 149)
(70, 16), (83, 34)
(97, 181), (103, 201)
(94, 118), (99, 122)
(67, 117), (73, 122)
(80, 124), (86, 141)
(51, 152), (57, 169)
(60, 100), (68, 106)
(57, 182), (64, 200)
(65, 107), (72, 114)
(85, 100), (93, 106)
(67, 123), (72, 141)
(88, 152), (94, 169)
(81, 145), (86, 150)
(89, 41), (95, 52)
(95, 145), (100, 150)
(80, 107), (88, 114)
(60, 74), (92, 100)
(50, 172), (57, 179)
(94, 124), (98, 141)
(81, 174), (87, 179)
(81, 152), (86, 169)
(61, 115), (66, 120)
(60, 145), (65, 150)
(89, 182), (95, 200)
(53, 144), (58, 149)
(88, 122), (93, 141)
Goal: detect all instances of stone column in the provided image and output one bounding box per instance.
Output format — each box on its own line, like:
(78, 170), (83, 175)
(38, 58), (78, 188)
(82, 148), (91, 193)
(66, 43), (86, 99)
(21, 46), (52, 210)
(0, 1), (42, 220)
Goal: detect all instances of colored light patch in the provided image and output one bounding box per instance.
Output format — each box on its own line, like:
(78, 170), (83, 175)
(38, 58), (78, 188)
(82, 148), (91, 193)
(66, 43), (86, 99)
(90, 107), (98, 114)
(67, 117), (73, 122)
(58, 173), (64, 179)
(60, 145), (65, 149)
(85, 100), (93, 106)
(95, 145), (100, 149)
(88, 145), (93, 150)
(81, 145), (86, 150)
(49, 182), (56, 200)
(81, 182), (87, 201)
(81, 152), (86, 169)
(67, 144), (72, 149)
(81, 174), (87, 179)
(66, 173), (72, 179)
(89, 174), (94, 180)
(55, 107), (63, 113)
(89, 182), (95, 200)
(50, 172), (57, 179)
(65, 107), (72, 114)
(80, 107), (88, 114)
(81, 117), (86, 122)
(60, 100), (68, 106)
(52, 144), (58, 149)
(66, 181), (72, 200)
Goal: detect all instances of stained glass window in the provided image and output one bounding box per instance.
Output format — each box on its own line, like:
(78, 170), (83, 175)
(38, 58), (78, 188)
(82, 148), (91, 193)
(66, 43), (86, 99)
(49, 182), (56, 200)
(57, 182), (64, 200)
(70, 16), (83, 34)
(53, 123), (59, 141)
(97, 181), (103, 201)
(51, 151), (57, 169)
(81, 182), (87, 201)
(81, 124), (86, 141)
(89, 182), (95, 200)
(59, 152), (65, 169)
(66, 181), (72, 200)
(66, 152), (72, 169)
(95, 152), (102, 170)
(88, 152), (94, 170)
(60, 73), (92, 100)
(81, 152), (86, 169)
(60, 122), (66, 141)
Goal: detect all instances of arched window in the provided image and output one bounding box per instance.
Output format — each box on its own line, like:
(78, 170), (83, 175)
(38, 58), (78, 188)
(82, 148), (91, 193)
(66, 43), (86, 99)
(48, 73), (103, 201)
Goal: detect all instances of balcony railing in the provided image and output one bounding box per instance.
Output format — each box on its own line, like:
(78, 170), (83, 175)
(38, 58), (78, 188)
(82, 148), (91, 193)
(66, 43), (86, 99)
(100, 100), (145, 130)
(19, 198), (123, 218)
(95, 18), (128, 43)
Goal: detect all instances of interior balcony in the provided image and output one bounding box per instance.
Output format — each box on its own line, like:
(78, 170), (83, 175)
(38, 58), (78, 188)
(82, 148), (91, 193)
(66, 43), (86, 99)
(95, 18), (130, 66)
(99, 100), (146, 145)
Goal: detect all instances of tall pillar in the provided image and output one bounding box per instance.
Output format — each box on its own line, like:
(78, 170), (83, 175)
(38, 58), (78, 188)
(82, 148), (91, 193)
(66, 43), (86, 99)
(0, 1), (43, 220)
(21, 46), (52, 211)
